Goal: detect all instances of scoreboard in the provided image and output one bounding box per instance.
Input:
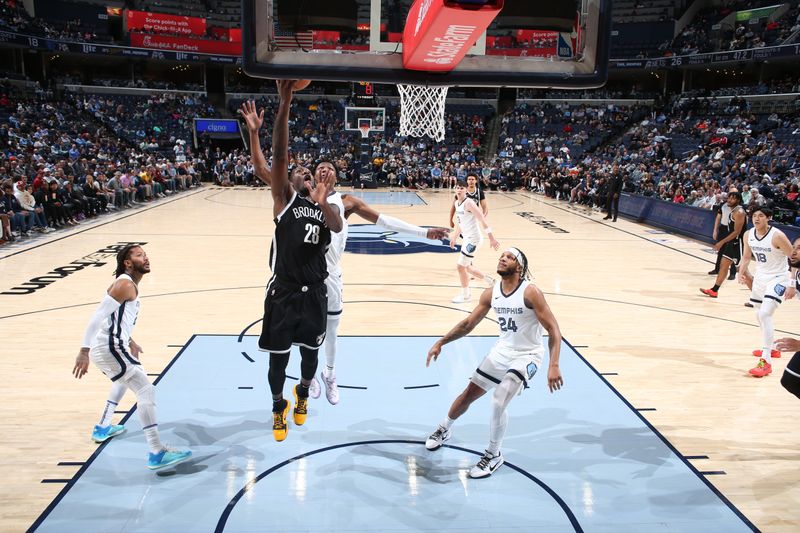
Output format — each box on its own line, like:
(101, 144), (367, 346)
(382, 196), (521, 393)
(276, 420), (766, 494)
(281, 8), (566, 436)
(352, 81), (376, 105)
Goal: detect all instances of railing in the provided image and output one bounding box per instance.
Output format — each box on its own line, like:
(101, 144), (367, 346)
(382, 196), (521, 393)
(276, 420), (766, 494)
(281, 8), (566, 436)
(61, 84), (206, 96)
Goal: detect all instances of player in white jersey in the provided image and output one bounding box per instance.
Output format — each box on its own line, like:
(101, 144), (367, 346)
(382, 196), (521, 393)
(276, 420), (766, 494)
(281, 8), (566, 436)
(739, 207), (796, 377)
(309, 182), (449, 404)
(72, 245), (191, 470)
(424, 247), (563, 478)
(450, 179), (500, 304)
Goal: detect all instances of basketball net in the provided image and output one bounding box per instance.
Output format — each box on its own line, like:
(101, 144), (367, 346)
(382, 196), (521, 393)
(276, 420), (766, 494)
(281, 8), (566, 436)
(358, 123), (371, 139)
(398, 84), (449, 142)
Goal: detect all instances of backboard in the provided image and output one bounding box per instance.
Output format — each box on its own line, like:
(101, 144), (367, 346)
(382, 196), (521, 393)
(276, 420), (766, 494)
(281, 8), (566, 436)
(344, 107), (386, 138)
(242, 0), (611, 89)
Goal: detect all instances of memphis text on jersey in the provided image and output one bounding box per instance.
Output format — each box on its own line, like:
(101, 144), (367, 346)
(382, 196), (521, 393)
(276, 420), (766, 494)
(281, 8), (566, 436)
(495, 306), (524, 315)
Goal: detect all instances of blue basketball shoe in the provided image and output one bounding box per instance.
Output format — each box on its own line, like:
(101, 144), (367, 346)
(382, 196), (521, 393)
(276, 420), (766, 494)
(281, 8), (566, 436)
(147, 448), (192, 470)
(91, 424), (126, 443)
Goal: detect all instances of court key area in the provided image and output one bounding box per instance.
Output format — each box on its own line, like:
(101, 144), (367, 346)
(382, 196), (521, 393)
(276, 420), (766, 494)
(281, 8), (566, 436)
(32, 335), (753, 533)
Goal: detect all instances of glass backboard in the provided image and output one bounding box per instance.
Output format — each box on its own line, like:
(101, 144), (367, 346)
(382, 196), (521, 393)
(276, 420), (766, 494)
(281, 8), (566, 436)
(242, 0), (611, 89)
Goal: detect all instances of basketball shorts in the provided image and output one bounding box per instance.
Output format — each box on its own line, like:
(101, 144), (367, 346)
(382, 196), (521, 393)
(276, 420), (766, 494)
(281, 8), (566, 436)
(259, 279), (327, 353)
(457, 236), (483, 267)
(326, 273), (343, 315)
(749, 273), (788, 307)
(90, 342), (142, 382)
(781, 351), (800, 400)
(470, 345), (544, 391)
(721, 239), (743, 265)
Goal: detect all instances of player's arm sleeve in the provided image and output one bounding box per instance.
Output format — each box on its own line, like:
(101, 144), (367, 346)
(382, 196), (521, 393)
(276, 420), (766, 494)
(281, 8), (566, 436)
(377, 214), (427, 238)
(81, 294), (122, 349)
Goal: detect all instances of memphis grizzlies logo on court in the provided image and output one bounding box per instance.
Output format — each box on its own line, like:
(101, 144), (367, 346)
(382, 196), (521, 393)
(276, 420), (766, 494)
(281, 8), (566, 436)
(345, 224), (455, 255)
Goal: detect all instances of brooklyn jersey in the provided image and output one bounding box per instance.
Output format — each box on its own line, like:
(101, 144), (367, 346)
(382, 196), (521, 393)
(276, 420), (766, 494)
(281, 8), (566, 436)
(271, 191), (332, 285)
(325, 191), (348, 278)
(492, 280), (544, 357)
(748, 226), (789, 278)
(726, 205), (747, 241)
(94, 274), (140, 351)
(466, 187), (485, 207)
(455, 198), (481, 242)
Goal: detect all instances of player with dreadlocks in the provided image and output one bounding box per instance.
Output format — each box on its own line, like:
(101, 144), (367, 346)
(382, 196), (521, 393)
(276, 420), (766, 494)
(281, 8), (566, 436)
(423, 247), (564, 478)
(72, 244), (191, 470)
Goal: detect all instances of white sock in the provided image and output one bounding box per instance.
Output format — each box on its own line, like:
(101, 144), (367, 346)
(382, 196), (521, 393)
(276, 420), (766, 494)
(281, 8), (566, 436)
(441, 415), (456, 430)
(143, 425), (164, 454)
(462, 287), (470, 297)
(98, 381), (127, 427)
(758, 301), (778, 363)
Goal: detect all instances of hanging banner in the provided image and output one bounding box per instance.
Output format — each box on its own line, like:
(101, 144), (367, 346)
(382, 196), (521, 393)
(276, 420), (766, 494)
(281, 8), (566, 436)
(130, 32), (241, 55)
(126, 10), (206, 36)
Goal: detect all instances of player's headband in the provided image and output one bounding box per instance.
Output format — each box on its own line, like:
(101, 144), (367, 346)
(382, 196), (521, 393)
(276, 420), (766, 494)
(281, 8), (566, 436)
(507, 247), (526, 272)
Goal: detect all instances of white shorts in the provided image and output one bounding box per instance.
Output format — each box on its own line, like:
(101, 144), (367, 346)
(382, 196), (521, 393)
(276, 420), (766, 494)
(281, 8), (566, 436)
(90, 343), (142, 382)
(326, 273), (343, 315)
(750, 273), (789, 307)
(470, 345), (544, 391)
(457, 236), (483, 267)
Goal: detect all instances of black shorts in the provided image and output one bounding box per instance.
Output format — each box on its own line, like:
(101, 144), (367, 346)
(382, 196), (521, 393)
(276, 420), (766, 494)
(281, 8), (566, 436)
(721, 239), (743, 265)
(781, 351), (800, 400)
(258, 279), (327, 353)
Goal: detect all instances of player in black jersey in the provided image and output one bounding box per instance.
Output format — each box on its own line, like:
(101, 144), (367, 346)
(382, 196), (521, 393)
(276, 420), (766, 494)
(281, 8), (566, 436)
(700, 191), (747, 298)
(775, 237), (800, 398)
(243, 80), (343, 441)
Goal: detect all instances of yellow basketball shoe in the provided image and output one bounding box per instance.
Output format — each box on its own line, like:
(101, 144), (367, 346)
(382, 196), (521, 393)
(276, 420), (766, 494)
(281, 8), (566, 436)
(293, 384), (309, 426)
(272, 399), (290, 442)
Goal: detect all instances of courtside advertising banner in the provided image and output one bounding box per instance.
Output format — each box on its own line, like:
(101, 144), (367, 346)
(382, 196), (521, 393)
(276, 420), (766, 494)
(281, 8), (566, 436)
(126, 10), (206, 36)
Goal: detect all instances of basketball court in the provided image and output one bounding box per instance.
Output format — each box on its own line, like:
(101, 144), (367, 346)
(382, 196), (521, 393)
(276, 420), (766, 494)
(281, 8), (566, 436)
(2, 0), (799, 531)
(2, 188), (798, 532)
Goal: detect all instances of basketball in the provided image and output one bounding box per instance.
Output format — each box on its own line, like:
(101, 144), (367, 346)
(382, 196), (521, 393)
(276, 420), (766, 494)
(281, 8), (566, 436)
(293, 79), (311, 91)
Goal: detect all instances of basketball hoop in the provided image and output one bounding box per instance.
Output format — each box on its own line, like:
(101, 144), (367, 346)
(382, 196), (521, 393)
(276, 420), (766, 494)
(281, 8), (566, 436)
(358, 123), (371, 139)
(398, 84), (449, 142)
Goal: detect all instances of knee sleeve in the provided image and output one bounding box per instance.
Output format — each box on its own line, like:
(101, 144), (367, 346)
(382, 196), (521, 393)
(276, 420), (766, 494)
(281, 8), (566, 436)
(135, 382), (156, 408)
(123, 369), (157, 427)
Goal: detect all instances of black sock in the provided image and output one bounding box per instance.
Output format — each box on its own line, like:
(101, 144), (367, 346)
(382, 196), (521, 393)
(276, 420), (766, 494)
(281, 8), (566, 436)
(297, 383), (310, 399)
(712, 284), (720, 292)
(272, 398), (286, 412)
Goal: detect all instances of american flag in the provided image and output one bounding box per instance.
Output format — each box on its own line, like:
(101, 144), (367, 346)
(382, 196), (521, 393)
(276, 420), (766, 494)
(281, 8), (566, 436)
(273, 25), (314, 49)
